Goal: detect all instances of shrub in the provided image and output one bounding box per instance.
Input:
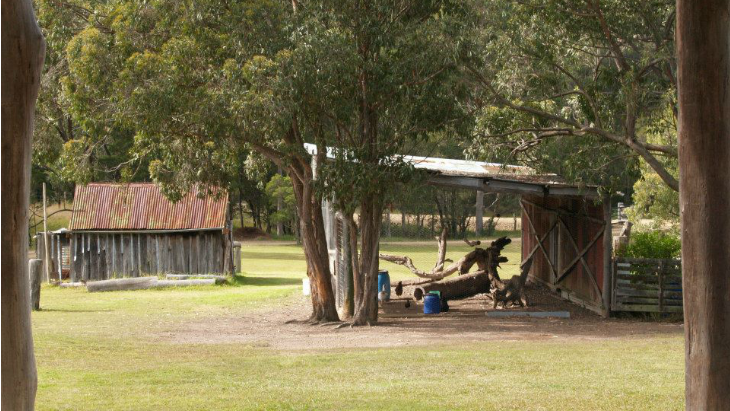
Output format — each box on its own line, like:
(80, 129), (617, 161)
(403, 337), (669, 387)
(618, 231), (681, 259)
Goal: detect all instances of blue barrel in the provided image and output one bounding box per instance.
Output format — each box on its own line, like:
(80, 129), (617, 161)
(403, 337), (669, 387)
(423, 293), (441, 314)
(377, 270), (391, 301)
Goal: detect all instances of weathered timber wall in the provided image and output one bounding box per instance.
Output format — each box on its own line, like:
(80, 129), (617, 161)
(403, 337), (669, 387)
(521, 195), (606, 312)
(35, 233), (70, 281)
(66, 231), (226, 281)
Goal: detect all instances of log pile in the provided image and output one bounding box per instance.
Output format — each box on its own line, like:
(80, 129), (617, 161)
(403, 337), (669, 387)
(380, 232), (533, 307)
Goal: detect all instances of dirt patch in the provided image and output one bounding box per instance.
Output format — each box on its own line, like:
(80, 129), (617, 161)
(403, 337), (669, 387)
(164, 283), (682, 350)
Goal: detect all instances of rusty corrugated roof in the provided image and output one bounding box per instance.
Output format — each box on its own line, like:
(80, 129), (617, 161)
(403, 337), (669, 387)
(69, 183), (228, 231)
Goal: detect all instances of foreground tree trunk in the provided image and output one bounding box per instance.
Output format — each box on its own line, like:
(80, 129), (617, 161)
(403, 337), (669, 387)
(676, 1), (730, 408)
(1, 0), (45, 409)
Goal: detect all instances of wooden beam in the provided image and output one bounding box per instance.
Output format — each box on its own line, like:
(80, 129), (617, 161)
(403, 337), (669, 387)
(547, 186), (599, 198)
(426, 175), (484, 191)
(484, 179), (546, 196)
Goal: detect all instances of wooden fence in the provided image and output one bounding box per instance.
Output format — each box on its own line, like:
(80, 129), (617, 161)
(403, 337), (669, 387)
(611, 257), (682, 313)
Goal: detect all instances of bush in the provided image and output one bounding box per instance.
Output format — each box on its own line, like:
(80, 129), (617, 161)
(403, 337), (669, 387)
(618, 231), (681, 259)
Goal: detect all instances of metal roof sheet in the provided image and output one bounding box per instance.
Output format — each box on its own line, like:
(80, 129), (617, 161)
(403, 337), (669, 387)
(69, 183), (228, 231)
(303, 143), (569, 186)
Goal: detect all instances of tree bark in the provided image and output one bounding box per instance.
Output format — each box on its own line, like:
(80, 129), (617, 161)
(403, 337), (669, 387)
(676, 1), (730, 408)
(2, 0), (45, 408)
(352, 195), (383, 325)
(289, 167), (339, 322)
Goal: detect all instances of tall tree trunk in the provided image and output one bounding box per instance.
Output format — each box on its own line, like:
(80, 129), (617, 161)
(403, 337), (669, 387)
(276, 167), (284, 236)
(352, 196), (383, 325)
(676, 1), (730, 408)
(238, 188), (245, 230)
(289, 170), (339, 322)
(2, 0), (45, 409)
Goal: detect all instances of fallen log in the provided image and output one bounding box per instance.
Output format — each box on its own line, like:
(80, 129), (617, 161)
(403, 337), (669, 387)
(156, 279), (221, 287)
(412, 270), (491, 301)
(86, 277), (158, 292)
(390, 236), (514, 302)
(165, 274), (226, 281)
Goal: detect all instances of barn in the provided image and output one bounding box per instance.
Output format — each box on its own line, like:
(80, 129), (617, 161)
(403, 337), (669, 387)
(393, 157), (612, 316)
(39, 183), (233, 282)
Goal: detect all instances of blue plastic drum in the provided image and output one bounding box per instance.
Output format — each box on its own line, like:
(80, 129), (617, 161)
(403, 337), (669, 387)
(377, 270), (391, 301)
(423, 293), (441, 314)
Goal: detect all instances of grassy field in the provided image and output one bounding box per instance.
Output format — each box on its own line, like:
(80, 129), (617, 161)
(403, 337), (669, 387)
(32, 242), (684, 410)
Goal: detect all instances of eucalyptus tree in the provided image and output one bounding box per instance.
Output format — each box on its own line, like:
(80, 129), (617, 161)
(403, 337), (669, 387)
(62, 0), (469, 324)
(62, 0), (346, 322)
(468, 0), (677, 192)
(281, 0), (470, 324)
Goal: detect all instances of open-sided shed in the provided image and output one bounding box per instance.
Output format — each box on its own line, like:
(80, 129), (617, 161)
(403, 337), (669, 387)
(407, 155), (611, 316)
(49, 183), (233, 281)
(307, 145), (612, 316)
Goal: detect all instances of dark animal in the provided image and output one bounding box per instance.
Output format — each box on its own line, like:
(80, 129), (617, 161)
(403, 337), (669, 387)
(395, 281), (403, 297)
(440, 297), (449, 312)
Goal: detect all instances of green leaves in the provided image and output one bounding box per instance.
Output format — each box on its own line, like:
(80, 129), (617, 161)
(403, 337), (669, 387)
(468, 0), (677, 192)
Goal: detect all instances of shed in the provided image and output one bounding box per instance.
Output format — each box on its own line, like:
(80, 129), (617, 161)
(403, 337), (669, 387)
(307, 145), (612, 316)
(44, 183), (233, 281)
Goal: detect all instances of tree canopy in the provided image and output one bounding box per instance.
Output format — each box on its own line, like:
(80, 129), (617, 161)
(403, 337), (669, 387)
(466, 0), (677, 193)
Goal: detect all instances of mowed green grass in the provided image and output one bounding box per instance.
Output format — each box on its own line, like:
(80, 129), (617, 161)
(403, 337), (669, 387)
(32, 241), (684, 410)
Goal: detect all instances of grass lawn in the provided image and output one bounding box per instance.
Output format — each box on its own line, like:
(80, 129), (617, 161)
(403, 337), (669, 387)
(32, 242), (684, 410)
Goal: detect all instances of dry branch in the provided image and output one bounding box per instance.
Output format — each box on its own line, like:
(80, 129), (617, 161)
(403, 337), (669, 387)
(386, 237), (513, 302)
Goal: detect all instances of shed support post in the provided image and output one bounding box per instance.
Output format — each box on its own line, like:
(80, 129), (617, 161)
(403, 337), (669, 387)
(602, 193), (612, 318)
(475, 190), (484, 235)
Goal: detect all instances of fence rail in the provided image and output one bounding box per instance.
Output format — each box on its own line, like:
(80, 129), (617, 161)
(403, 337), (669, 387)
(611, 257), (682, 313)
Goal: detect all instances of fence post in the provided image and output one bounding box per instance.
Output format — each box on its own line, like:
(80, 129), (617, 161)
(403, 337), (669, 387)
(29, 259), (42, 311)
(233, 242), (242, 274)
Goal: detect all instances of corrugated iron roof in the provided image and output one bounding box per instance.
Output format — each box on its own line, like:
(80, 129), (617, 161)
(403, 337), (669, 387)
(303, 143), (568, 186)
(69, 183), (228, 231)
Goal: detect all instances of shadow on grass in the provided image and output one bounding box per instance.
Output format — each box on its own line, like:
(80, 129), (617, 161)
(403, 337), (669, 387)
(229, 275), (301, 287)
